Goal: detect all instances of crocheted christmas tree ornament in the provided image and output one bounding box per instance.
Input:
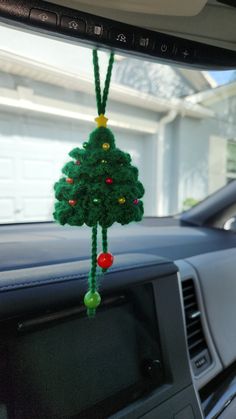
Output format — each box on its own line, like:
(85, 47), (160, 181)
(53, 50), (145, 316)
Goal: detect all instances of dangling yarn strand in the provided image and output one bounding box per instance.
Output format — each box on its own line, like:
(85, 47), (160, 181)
(92, 49), (115, 116)
(84, 50), (115, 316)
(101, 227), (108, 273)
(100, 52), (114, 115)
(92, 49), (102, 115)
(93, 50), (114, 277)
(102, 227), (108, 253)
(84, 224), (101, 318)
(89, 224), (98, 294)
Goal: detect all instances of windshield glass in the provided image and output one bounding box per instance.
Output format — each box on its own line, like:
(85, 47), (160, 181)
(0, 24), (236, 223)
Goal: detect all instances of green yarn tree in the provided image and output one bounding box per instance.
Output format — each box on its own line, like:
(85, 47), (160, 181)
(54, 128), (144, 228)
(53, 50), (145, 316)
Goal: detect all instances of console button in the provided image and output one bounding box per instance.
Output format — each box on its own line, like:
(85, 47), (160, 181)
(142, 359), (162, 379)
(29, 9), (57, 27)
(135, 34), (155, 51)
(110, 28), (133, 47)
(87, 23), (104, 38)
(175, 43), (196, 62)
(195, 355), (207, 369)
(61, 16), (86, 34)
(155, 39), (176, 58)
(180, 48), (192, 59)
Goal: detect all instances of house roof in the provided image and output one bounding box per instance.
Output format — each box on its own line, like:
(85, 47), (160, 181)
(186, 79), (236, 106)
(113, 57), (213, 99)
(0, 49), (214, 121)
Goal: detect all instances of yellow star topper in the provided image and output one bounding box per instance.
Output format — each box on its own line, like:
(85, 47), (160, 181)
(95, 114), (108, 128)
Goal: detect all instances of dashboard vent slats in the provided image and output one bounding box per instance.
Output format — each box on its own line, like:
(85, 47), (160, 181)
(181, 279), (211, 375)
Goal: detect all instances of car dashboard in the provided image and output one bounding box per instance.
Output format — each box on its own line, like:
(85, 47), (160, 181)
(0, 222), (236, 418)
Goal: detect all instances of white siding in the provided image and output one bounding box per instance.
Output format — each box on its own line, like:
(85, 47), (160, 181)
(208, 136), (227, 194)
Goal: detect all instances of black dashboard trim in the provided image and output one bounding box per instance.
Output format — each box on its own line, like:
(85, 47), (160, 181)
(0, 0), (235, 69)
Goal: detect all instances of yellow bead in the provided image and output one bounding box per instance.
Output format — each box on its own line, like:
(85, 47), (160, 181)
(102, 143), (110, 151)
(118, 197), (126, 204)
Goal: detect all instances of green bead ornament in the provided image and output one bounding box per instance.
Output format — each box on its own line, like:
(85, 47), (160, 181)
(84, 290), (101, 309)
(53, 49), (145, 316)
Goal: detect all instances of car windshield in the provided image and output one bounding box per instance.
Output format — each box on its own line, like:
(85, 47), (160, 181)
(0, 24), (236, 223)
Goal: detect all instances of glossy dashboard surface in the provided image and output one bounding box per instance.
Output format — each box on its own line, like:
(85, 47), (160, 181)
(1, 221), (236, 271)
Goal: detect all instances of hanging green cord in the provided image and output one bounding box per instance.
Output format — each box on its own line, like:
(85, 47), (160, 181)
(84, 224), (101, 317)
(92, 50), (114, 275)
(101, 52), (115, 115)
(102, 227), (108, 273)
(92, 49), (115, 115)
(84, 50), (115, 316)
(92, 50), (102, 115)
(102, 227), (108, 253)
(89, 224), (98, 293)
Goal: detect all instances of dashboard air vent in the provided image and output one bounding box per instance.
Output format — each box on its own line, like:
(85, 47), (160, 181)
(181, 278), (211, 375)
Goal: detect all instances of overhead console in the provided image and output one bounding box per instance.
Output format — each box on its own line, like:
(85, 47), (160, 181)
(0, 253), (203, 418)
(0, 0), (235, 69)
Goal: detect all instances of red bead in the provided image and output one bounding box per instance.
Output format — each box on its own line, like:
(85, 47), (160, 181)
(69, 200), (77, 206)
(133, 199), (139, 205)
(75, 160), (81, 165)
(97, 252), (114, 269)
(66, 178), (73, 184)
(105, 178), (113, 184)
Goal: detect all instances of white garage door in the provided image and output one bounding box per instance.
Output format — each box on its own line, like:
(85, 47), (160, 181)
(0, 112), (86, 223)
(0, 135), (78, 223)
